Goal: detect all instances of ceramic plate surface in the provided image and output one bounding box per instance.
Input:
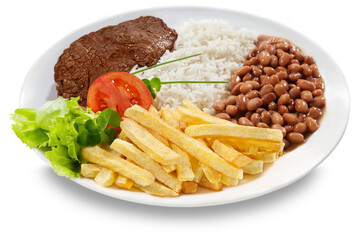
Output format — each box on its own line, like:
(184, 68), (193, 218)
(19, 7), (349, 207)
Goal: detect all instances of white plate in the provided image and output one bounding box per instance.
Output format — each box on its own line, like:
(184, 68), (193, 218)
(19, 7), (349, 207)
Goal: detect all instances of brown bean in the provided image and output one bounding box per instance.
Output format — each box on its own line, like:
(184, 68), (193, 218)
(276, 49), (284, 58)
(295, 99), (309, 113)
(286, 132), (305, 144)
(300, 90), (313, 102)
(290, 59), (300, 64)
(283, 113), (299, 125)
(226, 96), (237, 106)
(250, 113), (260, 125)
(301, 63), (312, 76)
(246, 90), (259, 99)
(230, 73), (241, 87)
(289, 87), (301, 99)
(278, 105), (289, 115)
(259, 84), (274, 96)
(268, 75), (280, 85)
(242, 72), (253, 82)
(297, 80), (316, 91)
(263, 67), (276, 76)
(313, 78), (325, 90)
(276, 41), (289, 51)
(298, 113), (306, 122)
(260, 75), (270, 86)
(230, 119), (238, 124)
(256, 108), (265, 114)
(311, 96), (326, 108)
(257, 122), (269, 128)
(271, 112), (284, 125)
(261, 92), (276, 105)
(280, 80), (289, 90)
(260, 111), (271, 125)
(308, 107), (322, 119)
(283, 139), (290, 149)
(257, 51), (271, 66)
(215, 113), (230, 120)
(239, 83), (253, 94)
(266, 44), (276, 55)
(244, 57), (259, 66)
(238, 117), (254, 126)
(231, 83), (243, 95)
(212, 101), (225, 111)
(284, 125), (294, 134)
(279, 53), (291, 66)
(310, 64), (320, 78)
(226, 105), (239, 116)
(237, 66), (251, 76)
(289, 44), (298, 54)
(294, 122), (307, 134)
(312, 89), (323, 97)
(245, 111), (253, 119)
(304, 56), (314, 65)
(268, 102), (278, 111)
(288, 63), (301, 72)
(246, 80), (260, 90)
(295, 51), (305, 63)
(278, 93), (290, 105)
(270, 55), (278, 67)
(276, 70), (288, 80)
(274, 83), (287, 97)
(237, 94), (248, 111)
(288, 72), (302, 81)
(271, 124), (287, 137)
(304, 117), (319, 132)
(251, 65), (263, 77)
(287, 99), (295, 112)
(247, 98), (263, 111)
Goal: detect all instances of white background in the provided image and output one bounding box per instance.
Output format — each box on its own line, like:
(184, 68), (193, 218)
(1, 0), (362, 239)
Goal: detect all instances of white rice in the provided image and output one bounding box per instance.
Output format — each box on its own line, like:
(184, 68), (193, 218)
(135, 19), (257, 114)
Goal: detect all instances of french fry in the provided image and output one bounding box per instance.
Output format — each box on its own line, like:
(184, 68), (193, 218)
(185, 124), (283, 142)
(135, 182), (179, 197)
(224, 139), (285, 153)
(170, 143), (194, 181)
(247, 152), (277, 163)
(198, 175), (222, 191)
(82, 146), (155, 186)
(117, 131), (130, 142)
(94, 167), (116, 187)
(200, 164), (221, 183)
(220, 175), (239, 187)
(147, 128), (170, 147)
(182, 99), (202, 112)
(110, 139), (182, 193)
(211, 139), (252, 167)
(182, 181), (198, 194)
(190, 157), (204, 183)
(162, 164), (177, 173)
(115, 174), (133, 189)
(176, 106), (234, 126)
(148, 105), (160, 117)
(161, 107), (180, 129)
(124, 105), (243, 180)
(80, 163), (102, 178)
(120, 118), (182, 165)
(242, 160), (264, 175)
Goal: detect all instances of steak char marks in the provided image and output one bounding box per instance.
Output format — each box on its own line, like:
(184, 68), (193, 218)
(54, 16), (178, 106)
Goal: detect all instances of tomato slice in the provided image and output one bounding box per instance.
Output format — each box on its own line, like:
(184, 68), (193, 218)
(87, 72), (153, 116)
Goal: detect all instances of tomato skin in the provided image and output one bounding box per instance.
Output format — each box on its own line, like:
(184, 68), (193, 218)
(87, 72), (153, 116)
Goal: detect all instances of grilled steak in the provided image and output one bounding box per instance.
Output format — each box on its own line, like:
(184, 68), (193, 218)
(54, 16), (178, 106)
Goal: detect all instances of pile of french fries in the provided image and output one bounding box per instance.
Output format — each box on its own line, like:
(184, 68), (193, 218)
(81, 100), (284, 197)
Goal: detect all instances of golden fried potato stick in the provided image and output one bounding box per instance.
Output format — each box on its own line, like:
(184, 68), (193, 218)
(135, 182), (179, 197)
(182, 99), (202, 112)
(200, 164), (221, 183)
(242, 160), (264, 175)
(148, 105), (161, 117)
(182, 181), (198, 194)
(176, 106), (234, 126)
(80, 163), (102, 178)
(170, 143), (194, 181)
(82, 146), (155, 186)
(185, 124), (283, 142)
(124, 105), (243, 180)
(115, 174), (133, 189)
(110, 139), (182, 193)
(211, 139), (252, 167)
(247, 152), (277, 163)
(224, 139), (284, 153)
(198, 175), (222, 191)
(120, 118), (182, 165)
(162, 164), (177, 173)
(94, 168), (116, 187)
(220, 175), (239, 187)
(190, 156), (204, 183)
(161, 107), (180, 129)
